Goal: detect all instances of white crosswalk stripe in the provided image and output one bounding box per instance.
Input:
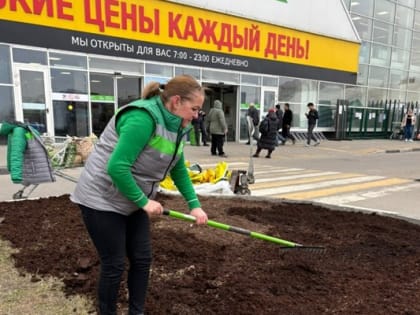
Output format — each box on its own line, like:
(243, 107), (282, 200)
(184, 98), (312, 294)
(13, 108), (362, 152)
(193, 162), (414, 205)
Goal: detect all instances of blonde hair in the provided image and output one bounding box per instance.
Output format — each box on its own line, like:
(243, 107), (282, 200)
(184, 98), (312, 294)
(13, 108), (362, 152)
(142, 75), (204, 102)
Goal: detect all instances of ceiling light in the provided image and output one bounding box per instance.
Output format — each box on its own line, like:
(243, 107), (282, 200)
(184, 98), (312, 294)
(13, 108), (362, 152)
(351, 1), (360, 6)
(60, 71), (71, 75)
(91, 80), (101, 83)
(377, 11), (389, 15)
(352, 16), (362, 21)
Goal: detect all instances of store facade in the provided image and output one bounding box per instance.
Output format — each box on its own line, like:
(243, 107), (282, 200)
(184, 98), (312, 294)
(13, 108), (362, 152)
(0, 0), (360, 141)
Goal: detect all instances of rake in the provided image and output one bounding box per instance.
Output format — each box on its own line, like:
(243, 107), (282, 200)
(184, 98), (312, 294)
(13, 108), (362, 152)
(163, 209), (325, 253)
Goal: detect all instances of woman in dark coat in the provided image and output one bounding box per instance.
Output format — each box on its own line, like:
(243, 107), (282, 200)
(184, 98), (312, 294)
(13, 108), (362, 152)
(252, 108), (280, 158)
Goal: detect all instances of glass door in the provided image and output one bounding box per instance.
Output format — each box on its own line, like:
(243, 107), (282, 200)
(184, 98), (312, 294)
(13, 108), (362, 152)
(14, 65), (52, 134)
(261, 87), (278, 117)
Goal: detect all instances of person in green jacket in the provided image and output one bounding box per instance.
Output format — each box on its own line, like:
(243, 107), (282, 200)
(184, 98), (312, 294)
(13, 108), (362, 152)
(70, 75), (208, 315)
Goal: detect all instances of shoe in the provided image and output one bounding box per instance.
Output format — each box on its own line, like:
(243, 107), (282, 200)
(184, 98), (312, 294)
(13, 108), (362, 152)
(203, 143), (209, 146)
(314, 141), (320, 146)
(211, 153), (217, 156)
(409, 139), (414, 142)
(245, 142), (250, 145)
(265, 155), (271, 158)
(405, 139), (408, 142)
(281, 141), (286, 145)
(305, 143), (310, 147)
(252, 153), (259, 158)
(219, 153), (228, 158)
(292, 139), (296, 145)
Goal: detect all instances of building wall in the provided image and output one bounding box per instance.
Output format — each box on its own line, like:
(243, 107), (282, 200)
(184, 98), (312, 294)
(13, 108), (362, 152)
(344, 0), (420, 105)
(0, 0), (367, 140)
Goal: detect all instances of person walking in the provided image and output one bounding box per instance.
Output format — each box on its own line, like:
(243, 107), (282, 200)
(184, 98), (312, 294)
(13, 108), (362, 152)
(192, 109), (208, 146)
(305, 102), (320, 146)
(70, 75), (208, 315)
(281, 103), (296, 145)
(402, 109), (416, 142)
(207, 99), (228, 157)
(274, 104), (285, 145)
(245, 102), (260, 144)
(252, 108), (280, 158)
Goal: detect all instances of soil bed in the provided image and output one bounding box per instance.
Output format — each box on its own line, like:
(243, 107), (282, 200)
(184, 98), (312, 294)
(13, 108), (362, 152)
(0, 194), (419, 314)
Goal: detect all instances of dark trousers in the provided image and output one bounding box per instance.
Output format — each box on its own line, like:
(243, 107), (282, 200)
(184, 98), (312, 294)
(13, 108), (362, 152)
(282, 125), (295, 142)
(404, 125), (413, 140)
(194, 121), (207, 145)
(307, 123), (318, 144)
(211, 134), (225, 155)
(79, 205), (151, 315)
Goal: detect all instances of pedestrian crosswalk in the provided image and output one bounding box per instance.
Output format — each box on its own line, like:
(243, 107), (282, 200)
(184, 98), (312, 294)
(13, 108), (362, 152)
(200, 161), (418, 207)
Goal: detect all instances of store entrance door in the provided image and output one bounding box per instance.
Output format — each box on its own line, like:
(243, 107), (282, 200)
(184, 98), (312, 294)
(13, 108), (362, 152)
(203, 83), (238, 141)
(90, 73), (142, 135)
(14, 65), (52, 135)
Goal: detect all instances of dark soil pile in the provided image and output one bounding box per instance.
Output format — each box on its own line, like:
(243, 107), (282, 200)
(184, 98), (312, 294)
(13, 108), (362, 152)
(0, 194), (419, 315)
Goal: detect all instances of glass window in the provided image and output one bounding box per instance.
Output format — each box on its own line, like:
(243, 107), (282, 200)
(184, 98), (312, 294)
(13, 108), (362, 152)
(388, 89), (406, 101)
(412, 31), (420, 51)
(367, 87), (388, 103)
(395, 5), (414, 28)
(406, 91), (420, 102)
(117, 76), (142, 107)
(262, 76), (278, 87)
(350, 0), (374, 16)
(417, 0), (420, 9)
(12, 47), (47, 65)
(53, 101), (89, 137)
(368, 66), (389, 87)
(352, 15), (373, 41)
(410, 51), (420, 72)
(318, 82), (344, 105)
(408, 71), (420, 91)
(345, 85), (367, 107)
(145, 63), (173, 77)
(374, 0), (395, 23)
(89, 57), (144, 74)
(90, 73), (114, 101)
(202, 69), (240, 83)
(0, 86), (15, 122)
(0, 45), (12, 84)
(393, 27), (412, 49)
(278, 77), (318, 103)
(239, 86), (261, 140)
(343, 0), (351, 10)
(51, 69), (88, 94)
(49, 52), (87, 69)
(398, 0), (415, 7)
(370, 43), (391, 66)
(174, 66), (200, 79)
(241, 74), (261, 85)
(90, 73), (115, 136)
(359, 42), (371, 64)
(372, 21), (393, 45)
(390, 69), (409, 89)
(414, 11), (420, 32)
(357, 64), (369, 85)
(391, 48), (410, 70)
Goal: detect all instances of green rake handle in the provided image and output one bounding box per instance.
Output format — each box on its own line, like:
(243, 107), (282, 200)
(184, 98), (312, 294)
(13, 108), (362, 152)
(163, 209), (303, 248)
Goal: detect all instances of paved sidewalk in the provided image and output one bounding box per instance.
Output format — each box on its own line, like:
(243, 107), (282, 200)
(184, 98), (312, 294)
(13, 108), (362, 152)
(1, 139), (420, 222)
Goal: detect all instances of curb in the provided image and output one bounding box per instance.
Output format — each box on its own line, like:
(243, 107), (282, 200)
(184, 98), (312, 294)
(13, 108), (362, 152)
(385, 147), (420, 154)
